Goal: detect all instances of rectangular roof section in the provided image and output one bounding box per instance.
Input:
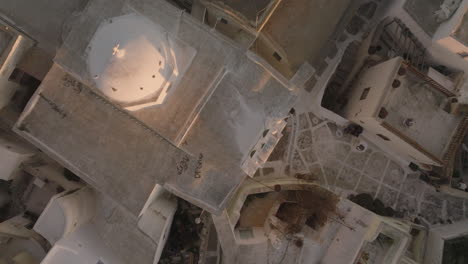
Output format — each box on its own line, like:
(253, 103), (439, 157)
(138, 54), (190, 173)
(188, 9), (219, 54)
(381, 67), (462, 159)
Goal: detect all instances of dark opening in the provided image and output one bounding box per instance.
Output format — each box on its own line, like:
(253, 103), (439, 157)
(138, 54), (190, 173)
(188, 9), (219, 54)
(409, 162), (419, 171)
(273, 52), (282, 62)
(377, 134), (390, 141)
(220, 18), (228, 24)
(392, 79), (401, 88)
(398, 67), (407, 76)
(442, 235), (468, 264)
(457, 52), (468, 58)
(378, 107), (388, 119)
(63, 168), (81, 182)
(306, 214), (318, 229)
(8, 68), (22, 82)
(360, 87), (371, 100)
(8, 68), (41, 111)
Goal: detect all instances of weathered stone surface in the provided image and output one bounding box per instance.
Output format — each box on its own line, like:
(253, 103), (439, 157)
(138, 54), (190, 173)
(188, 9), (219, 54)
(308, 163), (326, 186)
(298, 113), (310, 130)
(419, 202), (443, 224)
(424, 192), (444, 207)
(346, 149), (371, 171)
(15, 65), (242, 215)
(15, 66), (182, 216)
(291, 150), (307, 173)
(336, 166), (361, 190)
(312, 125), (333, 143)
(301, 149), (318, 164)
(93, 192), (156, 263)
(308, 112), (323, 127)
(377, 185), (398, 208)
(316, 142), (338, 162)
(356, 175), (379, 197)
(446, 196), (465, 221)
(364, 152), (388, 181)
(328, 123), (352, 143)
(334, 143), (351, 161)
(395, 193), (418, 218)
(383, 161), (405, 189)
(297, 130), (313, 150)
(322, 159), (343, 187)
(400, 174), (426, 199)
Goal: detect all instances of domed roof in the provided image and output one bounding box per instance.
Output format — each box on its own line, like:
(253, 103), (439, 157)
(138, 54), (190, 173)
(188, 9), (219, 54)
(87, 13), (174, 104)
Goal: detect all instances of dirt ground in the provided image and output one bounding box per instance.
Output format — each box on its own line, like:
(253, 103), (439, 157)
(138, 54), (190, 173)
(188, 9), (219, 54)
(238, 186), (339, 233)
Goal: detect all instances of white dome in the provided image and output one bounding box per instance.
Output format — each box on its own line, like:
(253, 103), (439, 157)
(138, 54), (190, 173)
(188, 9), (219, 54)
(87, 14), (174, 104)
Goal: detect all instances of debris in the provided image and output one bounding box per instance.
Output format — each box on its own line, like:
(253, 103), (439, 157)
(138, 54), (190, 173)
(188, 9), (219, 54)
(275, 187), (339, 234)
(160, 199), (204, 264)
(349, 193), (396, 217)
(344, 124), (363, 137)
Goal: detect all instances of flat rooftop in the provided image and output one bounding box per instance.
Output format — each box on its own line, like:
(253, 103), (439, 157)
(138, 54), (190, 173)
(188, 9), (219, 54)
(453, 10), (468, 47)
(404, 0), (447, 36)
(382, 70), (462, 159)
(17, 0), (294, 215)
(254, 0), (352, 78)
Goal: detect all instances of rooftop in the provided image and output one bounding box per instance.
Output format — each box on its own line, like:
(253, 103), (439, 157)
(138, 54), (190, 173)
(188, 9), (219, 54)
(16, 0), (295, 215)
(252, 0), (353, 78)
(453, 10), (468, 47)
(382, 69), (462, 159)
(403, 0), (456, 36)
(2, 0), (468, 263)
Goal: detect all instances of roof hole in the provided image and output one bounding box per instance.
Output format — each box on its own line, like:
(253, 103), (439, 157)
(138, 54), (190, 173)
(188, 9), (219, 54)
(392, 79), (401, 88)
(368, 46), (378, 55)
(378, 107), (388, 119)
(273, 185), (281, 192)
(111, 87), (117, 92)
(273, 52), (282, 62)
(152, 75), (156, 78)
(360, 87), (370, 100)
(140, 87), (144, 90)
(376, 134), (390, 141)
(398, 67), (406, 76)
